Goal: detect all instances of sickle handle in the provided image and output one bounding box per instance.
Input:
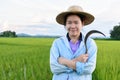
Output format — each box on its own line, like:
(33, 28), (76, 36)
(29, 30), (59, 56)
(84, 30), (106, 54)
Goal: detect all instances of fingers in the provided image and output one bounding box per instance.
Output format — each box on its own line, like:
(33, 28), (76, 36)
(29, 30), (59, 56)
(86, 53), (89, 56)
(74, 53), (89, 63)
(58, 57), (65, 64)
(81, 55), (88, 63)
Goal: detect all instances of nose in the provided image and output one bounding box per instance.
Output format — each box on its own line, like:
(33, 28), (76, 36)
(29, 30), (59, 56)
(70, 23), (76, 28)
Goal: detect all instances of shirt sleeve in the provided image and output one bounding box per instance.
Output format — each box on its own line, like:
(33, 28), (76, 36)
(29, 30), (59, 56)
(75, 38), (97, 75)
(50, 39), (73, 75)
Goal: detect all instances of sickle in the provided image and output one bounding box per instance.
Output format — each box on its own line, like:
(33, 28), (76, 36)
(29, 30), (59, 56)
(84, 30), (106, 53)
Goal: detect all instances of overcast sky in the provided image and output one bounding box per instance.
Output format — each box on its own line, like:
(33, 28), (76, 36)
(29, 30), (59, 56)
(0, 0), (120, 37)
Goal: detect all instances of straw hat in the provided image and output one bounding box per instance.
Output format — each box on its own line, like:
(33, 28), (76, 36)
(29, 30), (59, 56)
(56, 5), (94, 25)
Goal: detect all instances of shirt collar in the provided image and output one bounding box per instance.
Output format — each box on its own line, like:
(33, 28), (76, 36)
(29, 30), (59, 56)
(66, 33), (82, 41)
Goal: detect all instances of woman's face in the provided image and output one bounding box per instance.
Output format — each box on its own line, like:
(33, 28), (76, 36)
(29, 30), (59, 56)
(65, 14), (84, 37)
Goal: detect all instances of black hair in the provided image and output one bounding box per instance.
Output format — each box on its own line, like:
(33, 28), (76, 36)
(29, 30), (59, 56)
(64, 13), (85, 26)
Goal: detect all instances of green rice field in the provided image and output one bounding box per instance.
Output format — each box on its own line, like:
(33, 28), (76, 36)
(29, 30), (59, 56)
(0, 38), (120, 80)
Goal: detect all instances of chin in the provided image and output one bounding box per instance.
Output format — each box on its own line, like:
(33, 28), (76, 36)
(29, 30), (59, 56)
(70, 33), (77, 36)
(71, 32), (77, 34)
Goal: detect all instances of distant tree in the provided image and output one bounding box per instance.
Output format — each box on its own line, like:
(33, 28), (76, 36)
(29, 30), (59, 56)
(110, 23), (120, 40)
(0, 30), (17, 37)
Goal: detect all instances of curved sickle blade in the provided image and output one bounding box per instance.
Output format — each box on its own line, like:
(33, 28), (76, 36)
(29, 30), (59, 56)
(84, 30), (106, 53)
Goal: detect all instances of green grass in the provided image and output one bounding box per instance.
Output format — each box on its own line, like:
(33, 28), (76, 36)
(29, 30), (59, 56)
(0, 38), (54, 80)
(93, 40), (120, 80)
(0, 38), (120, 80)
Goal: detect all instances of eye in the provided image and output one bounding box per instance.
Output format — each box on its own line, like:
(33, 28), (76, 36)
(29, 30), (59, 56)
(74, 21), (79, 24)
(67, 21), (72, 24)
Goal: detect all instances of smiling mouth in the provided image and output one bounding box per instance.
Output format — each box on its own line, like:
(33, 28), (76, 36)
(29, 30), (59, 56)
(70, 29), (77, 31)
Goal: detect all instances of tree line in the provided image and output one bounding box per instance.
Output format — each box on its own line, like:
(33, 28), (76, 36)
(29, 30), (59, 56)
(110, 23), (120, 40)
(0, 30), (17, 37)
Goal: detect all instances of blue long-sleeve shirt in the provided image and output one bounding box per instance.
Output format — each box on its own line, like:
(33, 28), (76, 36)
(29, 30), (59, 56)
(50, 34), (97, 80)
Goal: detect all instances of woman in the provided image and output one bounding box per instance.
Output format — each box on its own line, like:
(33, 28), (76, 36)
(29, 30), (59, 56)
(50, 5), (97, 80)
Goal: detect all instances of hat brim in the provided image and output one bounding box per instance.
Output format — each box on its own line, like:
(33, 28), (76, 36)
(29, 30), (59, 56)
(56, 11), (94, 25)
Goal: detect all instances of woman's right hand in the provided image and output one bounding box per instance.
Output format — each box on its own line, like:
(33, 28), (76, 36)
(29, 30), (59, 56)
(73, 54), (89, 63)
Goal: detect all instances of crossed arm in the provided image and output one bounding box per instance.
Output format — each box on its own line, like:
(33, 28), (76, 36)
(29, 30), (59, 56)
(58, 53), (89, 70)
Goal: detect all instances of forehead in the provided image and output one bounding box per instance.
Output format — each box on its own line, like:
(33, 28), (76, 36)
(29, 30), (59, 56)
(66, 15), (80, 21)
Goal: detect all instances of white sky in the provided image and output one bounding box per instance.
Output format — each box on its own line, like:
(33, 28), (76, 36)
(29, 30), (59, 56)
(0, 0), (120, 37)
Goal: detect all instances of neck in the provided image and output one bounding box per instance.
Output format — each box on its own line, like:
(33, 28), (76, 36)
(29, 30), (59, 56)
(69, 35), (80, 44)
